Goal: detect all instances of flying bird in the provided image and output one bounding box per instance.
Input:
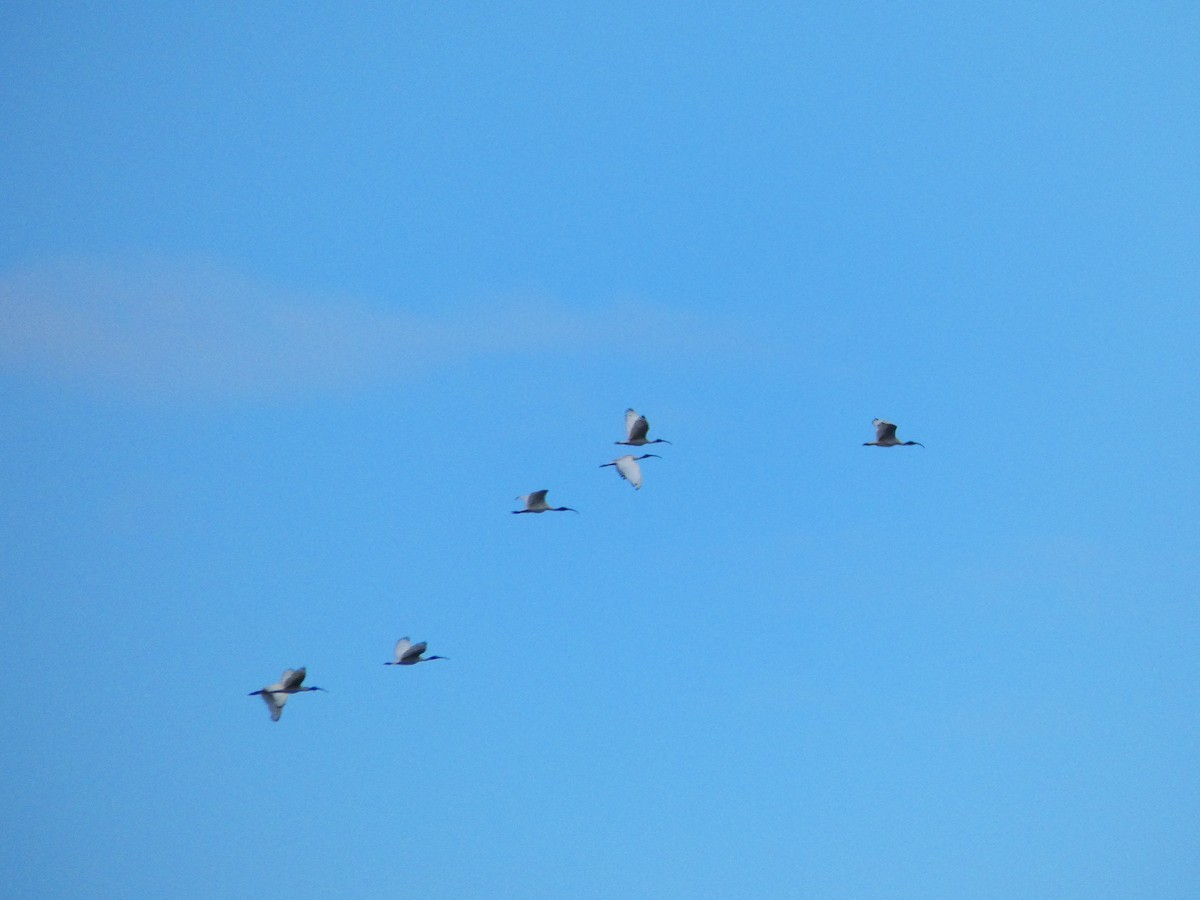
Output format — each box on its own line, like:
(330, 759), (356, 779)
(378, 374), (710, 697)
(617, 408), (672, 446)
(386, 637), (448, 665)
(248, 667), (325, 722)
(863, 418), (924, 447)
(513, 490), (579, 514)
(600, 453), (661, 490)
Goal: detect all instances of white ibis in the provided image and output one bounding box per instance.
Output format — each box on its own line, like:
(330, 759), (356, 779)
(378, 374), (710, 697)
(863, 418), (924, 447)
(600, 453), (661, 490)
(513, 490), (578, 514)
(617, 408), (671, 446)
(386, 637), (448, 665)
(249, 667), (325, 722)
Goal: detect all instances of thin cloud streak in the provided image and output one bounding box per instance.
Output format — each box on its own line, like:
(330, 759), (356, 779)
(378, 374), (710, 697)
(0, 257), (756, 400)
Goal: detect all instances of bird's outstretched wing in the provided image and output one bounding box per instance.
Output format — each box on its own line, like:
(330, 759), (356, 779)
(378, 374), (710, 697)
(528, 489), (549, 506)
(402, 641), (428, 663)
(393, 638), (412, 661)
(260, 689), (287, 721)
(873, 419), (898, 442)
(626, 409), (649, 442)
(614, 455), (643, 489)
(281, 668), (306, 691)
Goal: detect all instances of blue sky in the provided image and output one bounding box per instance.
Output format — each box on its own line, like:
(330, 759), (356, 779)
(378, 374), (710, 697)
(2, 3), (1197, 897)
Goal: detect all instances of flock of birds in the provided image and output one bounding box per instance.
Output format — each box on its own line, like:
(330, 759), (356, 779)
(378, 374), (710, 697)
(249, 411), (923, 721)
(250, 638), (449, 722)
(512, 408), (672, 515)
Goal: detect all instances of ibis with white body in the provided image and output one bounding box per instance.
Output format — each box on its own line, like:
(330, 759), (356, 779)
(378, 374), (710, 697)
(513, 490), (578, 514)
(249, 667), (325, 722)
(600, 453), (661, 490)
(386, 637), (448, 665)
(617, 409), (671, 446)
(863, 418), (924, 448)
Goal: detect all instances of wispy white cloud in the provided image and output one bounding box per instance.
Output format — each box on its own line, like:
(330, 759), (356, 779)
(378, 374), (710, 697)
(0, 256), (750, 401)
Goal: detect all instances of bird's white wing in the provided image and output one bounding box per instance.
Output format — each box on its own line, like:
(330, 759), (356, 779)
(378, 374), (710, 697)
(394, 638), (412, 661)
(261, 690), (288, 721)
(527, 489), (549, 507)
(402, 641), (428, 662)
(873, 419), (898, 442)
(281, 668), (306, 691)
(626, 409), (649, 442)
(614, 455), (643, 489)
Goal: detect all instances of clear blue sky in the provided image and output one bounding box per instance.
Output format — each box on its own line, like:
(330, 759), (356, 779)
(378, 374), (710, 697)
(2, 3), (1197, 897)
